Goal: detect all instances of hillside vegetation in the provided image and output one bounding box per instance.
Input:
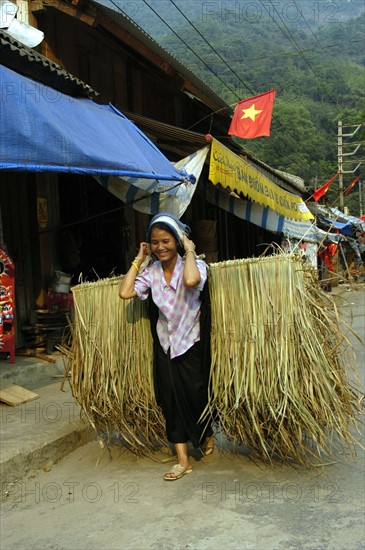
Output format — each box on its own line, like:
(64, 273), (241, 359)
(119, 0), (365, 213)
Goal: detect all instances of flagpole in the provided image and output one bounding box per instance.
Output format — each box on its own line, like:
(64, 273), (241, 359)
(360, 180), (363, 218)
(305, 172), (340, 202)
(186, 102), (237, 131)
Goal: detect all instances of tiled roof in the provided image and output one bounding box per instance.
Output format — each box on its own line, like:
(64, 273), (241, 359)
(0, 29), (98, 98)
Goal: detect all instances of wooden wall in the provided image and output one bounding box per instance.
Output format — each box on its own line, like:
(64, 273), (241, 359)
(35, 7), (187, 125)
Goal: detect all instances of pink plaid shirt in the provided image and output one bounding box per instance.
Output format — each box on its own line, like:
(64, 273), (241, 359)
(134, 255), (207, 358)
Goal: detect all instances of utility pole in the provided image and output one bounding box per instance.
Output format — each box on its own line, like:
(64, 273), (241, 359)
(337, 121), (364, 212)
(360, 180), (363, 218)
(338, 121), (343, 210)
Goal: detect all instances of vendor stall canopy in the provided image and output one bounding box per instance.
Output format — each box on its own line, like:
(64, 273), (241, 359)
(318, 216), (354, 237)
(0, 64), (195, 185)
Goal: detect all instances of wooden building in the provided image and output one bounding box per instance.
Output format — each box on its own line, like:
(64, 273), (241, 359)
(0, 0), (307, 350)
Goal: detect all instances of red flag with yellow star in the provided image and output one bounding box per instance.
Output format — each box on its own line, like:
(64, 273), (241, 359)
(312, 172), (340, 202)
(228, 89), (276, 139)
(344, 176), (360, 196)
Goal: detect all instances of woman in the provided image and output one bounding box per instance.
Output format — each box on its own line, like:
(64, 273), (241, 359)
(119, 213), (213, 481)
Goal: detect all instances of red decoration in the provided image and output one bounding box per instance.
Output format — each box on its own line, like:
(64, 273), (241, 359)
(312, 173), (340, 202)
(228, 89), (276, 139)
(0, 248), (15, 363)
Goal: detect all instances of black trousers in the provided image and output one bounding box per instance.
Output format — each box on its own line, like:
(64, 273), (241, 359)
(155, 341), (212, 448)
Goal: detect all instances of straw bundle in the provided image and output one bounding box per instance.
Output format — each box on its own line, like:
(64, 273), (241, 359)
(204, 254), (363, 464)
(69, 276), (166, 452)
(66, 254), (363, 463)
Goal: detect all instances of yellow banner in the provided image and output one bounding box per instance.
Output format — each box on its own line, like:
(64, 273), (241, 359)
(208, 139), (313, 221)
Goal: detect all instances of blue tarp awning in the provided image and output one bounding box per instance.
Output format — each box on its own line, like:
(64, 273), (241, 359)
(0, 64), (194, 184)
(329, 207), (365, 233)
(319, 215), (354, 236)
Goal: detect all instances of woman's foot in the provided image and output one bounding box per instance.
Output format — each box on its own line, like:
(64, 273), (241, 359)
(164, 442), (192, 479)
(201, 434), (214, 456)
(164, 463), (193, 481)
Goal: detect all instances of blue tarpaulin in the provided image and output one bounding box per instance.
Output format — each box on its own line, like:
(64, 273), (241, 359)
(319, 215), (354, 236)
(0, 64), (194, 184)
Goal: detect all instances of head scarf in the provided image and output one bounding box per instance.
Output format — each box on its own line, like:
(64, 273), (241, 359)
(146, 212), (191, 247)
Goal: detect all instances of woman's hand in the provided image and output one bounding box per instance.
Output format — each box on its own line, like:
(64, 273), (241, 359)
(119, 242), (149, 300)
(182, 235), (200, 287)
(183, 235), (196, 255)
(135, 242), (149, 265)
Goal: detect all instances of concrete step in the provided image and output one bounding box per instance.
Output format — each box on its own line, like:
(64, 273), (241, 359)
(0, 356), (95, 483)
(0, 352), (65, 389)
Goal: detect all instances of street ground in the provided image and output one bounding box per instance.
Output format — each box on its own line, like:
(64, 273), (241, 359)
(1, 285), (364, 550)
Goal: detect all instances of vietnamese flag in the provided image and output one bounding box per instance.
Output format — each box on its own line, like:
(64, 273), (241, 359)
(312, 172), (340, 202)
(228, 89), (276, 139)
(344, 176), (360, 196)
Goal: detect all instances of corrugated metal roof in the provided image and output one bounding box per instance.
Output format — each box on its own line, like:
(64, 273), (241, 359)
(0, 29), (98, 98)
(273, 169), (306, 192)
(123, 111), (302, 196)
(123, 110), (209, 145)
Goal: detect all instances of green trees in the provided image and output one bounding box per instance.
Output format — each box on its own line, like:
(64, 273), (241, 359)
(132, 1), (364, 211)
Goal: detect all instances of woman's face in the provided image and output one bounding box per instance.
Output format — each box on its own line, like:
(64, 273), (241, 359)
(150, 228), (178, 263)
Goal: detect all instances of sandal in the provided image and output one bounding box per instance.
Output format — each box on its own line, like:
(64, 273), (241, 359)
(201, 435), (214, 456)
(163, 464), (193, 481)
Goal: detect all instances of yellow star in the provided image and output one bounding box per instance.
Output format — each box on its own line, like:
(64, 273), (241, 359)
(241, 103), (263, 121)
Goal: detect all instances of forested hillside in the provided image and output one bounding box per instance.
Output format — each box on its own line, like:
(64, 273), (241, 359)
(99, 0), (365, 213)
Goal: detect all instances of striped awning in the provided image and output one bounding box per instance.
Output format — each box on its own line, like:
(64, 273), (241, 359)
(208, 139), (314, 222)
(200, 181), (340, 244)
(95, 147), (209, 217)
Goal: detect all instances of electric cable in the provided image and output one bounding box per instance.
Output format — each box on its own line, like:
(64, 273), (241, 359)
(259, 0), (342, 104)
(169, 0), (256, 97)
(292, 0), (351, 85)
(138, 0), (314, 170)
(138, 0), (244, 104)
(156, 0), (314, 170)
(102, 0), (351, 173)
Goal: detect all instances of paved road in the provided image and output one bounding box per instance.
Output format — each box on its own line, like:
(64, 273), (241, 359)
(1, 287), (364, 550)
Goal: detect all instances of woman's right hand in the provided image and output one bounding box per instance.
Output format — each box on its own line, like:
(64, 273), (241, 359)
(135, 242), (149, 264)
(119, 242), (149, 300)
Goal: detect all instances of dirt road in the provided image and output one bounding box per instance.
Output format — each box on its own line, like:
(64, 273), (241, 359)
(1, 287), (364, 550)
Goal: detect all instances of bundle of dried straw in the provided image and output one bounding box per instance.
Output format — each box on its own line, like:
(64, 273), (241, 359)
(203, 254), (363, 463)
(69, 277), (165, 452)
(67, 254), (363, 464)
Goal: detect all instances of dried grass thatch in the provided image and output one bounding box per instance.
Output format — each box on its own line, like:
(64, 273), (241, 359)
(69, 277), (166, 453)
(203, 254), (363, 464)
(66, 254), (363, 464)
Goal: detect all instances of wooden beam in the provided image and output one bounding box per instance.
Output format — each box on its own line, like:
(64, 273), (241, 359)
(94, 13), (179, 78)
(36, 1), (224, 112)
(36, 0), (97, 27)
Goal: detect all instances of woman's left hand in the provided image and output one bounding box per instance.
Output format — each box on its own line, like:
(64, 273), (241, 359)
(183, 235), (196, 254)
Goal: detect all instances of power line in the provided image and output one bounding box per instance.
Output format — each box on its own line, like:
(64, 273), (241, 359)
(138, 0), (242, 105)
(169, 0), (255, 97)
(259, 0), (341, 104)
(105, 0), (344, 173)
(228, 39), (364, 62)
(292, 0), (349, 85)
(136, 4), (311, 168)
(156, 0), (312, 170)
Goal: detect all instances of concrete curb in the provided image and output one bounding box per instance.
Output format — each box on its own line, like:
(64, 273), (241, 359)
(0, 380), (96, 483)
(1, 424), (95, 483)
